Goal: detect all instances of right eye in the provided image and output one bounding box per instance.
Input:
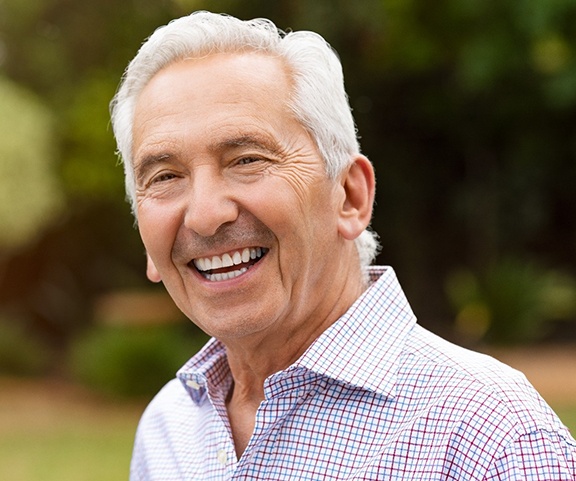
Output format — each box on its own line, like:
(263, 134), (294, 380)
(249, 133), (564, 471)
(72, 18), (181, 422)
(152, 172), (176, 182)
(150, 172), (177, 184)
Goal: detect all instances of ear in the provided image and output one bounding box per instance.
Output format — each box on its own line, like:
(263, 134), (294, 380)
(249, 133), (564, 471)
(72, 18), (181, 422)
(146, 253), (162, 283)
(337, 155), (375, 241)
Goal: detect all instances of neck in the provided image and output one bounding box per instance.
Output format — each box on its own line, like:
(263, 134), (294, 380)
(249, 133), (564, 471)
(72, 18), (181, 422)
(223, 255), (367, 457)
(224, 288), (362, 458)
(225, 260), (367, 401)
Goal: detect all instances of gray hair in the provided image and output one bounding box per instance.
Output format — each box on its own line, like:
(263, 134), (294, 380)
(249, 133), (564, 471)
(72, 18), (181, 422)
(110, 11), (379, 270)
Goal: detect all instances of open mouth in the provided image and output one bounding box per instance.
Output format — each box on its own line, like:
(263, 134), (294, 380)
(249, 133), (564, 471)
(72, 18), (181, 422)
(191, 247), (268, 282)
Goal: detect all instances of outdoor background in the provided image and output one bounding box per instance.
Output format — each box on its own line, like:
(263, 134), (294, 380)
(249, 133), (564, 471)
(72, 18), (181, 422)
(0, 0), (575, 479)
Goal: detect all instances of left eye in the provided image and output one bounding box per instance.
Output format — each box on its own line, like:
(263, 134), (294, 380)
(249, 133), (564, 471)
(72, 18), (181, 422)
(237, 157), (261, 165)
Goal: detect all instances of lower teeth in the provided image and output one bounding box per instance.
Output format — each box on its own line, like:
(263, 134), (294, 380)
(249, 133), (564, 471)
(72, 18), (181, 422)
(206, 267), (248, 282)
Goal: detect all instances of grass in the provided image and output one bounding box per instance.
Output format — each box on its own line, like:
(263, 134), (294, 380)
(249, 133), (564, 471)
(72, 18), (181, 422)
(0, 378), (144, 481)
(555, 405), (576, 436)
(0, 428), (136, 480)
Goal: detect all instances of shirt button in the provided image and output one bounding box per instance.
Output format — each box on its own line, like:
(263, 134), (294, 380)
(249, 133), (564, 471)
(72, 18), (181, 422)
(217, 449), (228, 466)
(186, 379), (201, 390)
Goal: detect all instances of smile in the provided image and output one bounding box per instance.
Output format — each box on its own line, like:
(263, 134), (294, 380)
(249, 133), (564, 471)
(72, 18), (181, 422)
(192, 247), (268, 282)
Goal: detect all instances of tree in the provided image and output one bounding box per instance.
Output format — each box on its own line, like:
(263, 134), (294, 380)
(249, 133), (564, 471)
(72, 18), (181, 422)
(0, 0), (575, 346)
(0, 76), (62, 253)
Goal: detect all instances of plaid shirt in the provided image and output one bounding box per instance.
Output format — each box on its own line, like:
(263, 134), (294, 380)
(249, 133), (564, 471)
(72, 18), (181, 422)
(130, 266), (576, 480)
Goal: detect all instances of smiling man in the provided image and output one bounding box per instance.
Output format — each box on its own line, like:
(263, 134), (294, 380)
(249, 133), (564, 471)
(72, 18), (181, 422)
(111, 11), (576, 481)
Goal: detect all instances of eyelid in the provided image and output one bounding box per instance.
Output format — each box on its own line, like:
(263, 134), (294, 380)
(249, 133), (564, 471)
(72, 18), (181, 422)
(152, 172), (176, 182)
(134, 153), (172, 185)
(145, 169), (180, 188)
(237, 156), (264, 165)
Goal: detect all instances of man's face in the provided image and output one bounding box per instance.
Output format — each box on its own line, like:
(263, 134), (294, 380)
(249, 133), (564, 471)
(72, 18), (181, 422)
(132, 52), (358, 343)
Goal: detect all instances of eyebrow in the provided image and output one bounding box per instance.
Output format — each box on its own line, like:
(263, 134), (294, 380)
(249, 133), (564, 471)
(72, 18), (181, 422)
(211, 134), (285, 158)
(134, 153), (172, 186)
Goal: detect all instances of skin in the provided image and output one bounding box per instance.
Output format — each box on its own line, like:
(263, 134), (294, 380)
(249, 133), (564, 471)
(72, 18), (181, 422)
(131, 52), (375, 456)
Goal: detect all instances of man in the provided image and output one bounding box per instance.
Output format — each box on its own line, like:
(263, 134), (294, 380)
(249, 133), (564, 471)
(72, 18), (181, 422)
(111, 11), (576, 480)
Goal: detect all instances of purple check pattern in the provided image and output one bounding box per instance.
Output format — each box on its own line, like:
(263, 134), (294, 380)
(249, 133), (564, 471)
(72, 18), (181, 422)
(130, 267), (576, 480)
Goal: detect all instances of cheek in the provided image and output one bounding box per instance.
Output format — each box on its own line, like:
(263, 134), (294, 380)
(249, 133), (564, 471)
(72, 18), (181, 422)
(256, 181), (339, 251)
(137, 203), (180, 261)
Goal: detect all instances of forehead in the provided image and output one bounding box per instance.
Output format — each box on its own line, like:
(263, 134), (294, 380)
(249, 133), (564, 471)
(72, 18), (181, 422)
(131, 52), (297, 160)
(135, 52), (292, 120)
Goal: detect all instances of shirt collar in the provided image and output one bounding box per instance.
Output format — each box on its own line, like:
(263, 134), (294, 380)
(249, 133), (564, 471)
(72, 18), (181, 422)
(177, 337), (229, 404)
(178, 266), (416, 403)
(293, 266), (416, 397)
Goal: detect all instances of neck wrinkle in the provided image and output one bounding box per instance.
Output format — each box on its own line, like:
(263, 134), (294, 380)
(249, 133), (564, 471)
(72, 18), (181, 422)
(224, 254), (366, 404)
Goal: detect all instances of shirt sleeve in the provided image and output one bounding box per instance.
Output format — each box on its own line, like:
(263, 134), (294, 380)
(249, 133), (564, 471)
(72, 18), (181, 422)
(484, 429), (576, 480)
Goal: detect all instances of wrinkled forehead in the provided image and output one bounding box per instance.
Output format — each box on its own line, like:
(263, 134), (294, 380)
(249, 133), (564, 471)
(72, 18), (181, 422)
(130, 52), (310, 163)
(134, 51), (293, 121)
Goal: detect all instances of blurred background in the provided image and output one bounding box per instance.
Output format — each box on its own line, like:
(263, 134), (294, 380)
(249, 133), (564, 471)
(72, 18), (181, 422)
(0, 0), (575, 478)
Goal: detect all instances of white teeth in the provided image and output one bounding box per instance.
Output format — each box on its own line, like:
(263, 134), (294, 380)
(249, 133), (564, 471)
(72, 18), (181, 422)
(195, 258), (206, 271)
(211, 256), (222, 269)
(192, 247), (267, 281)
(206, 267), (248, 282)
(222, 253), (233, 268)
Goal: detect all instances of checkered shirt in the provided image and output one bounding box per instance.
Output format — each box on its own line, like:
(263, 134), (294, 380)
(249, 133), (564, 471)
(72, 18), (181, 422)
(130, 266), (576, 480)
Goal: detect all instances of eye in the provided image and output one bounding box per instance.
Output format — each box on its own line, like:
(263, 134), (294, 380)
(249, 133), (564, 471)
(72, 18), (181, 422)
(237, 156), (262, 165)
(150, 171), (178, 184)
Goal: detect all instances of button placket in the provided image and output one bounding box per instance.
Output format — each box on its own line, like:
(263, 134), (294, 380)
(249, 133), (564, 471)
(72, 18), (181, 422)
(217, 448), (228, 466)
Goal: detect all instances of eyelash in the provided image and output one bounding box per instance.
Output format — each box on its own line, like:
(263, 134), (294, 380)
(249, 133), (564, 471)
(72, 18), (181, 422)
(151, 172), (177, 184)
(237, 156), (262, 165)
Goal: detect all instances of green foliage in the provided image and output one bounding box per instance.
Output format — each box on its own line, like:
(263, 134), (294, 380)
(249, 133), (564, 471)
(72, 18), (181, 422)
(70, 324), (209, 398)
(60, 72), (125, 200)
(1, 0), (576, 344)
(0, 76), (63, 250)
(0, 318), (53, 376)
(447, 259), (576, 344)
(480, 260), (548, 343)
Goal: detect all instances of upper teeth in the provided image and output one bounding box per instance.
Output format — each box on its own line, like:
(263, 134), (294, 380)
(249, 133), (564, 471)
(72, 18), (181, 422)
(194, 247), (263, 272)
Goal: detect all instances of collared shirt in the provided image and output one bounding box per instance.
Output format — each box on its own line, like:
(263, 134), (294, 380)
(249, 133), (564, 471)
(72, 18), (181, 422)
(130, 266), (576, 480)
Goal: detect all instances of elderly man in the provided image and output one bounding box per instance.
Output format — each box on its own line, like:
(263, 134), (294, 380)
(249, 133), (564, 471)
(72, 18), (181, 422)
(111, 11), (576, 480)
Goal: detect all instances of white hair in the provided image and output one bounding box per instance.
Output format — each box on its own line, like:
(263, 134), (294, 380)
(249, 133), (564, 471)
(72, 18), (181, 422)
(110, 11), (379, 270)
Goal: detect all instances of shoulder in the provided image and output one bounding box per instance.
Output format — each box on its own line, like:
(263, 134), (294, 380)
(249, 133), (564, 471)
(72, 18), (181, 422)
(381, 325), (576, 476)
(397, 324), (570, 438)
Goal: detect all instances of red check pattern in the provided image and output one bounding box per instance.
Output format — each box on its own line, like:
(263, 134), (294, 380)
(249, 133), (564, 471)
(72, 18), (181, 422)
(130, 267), (576, 480)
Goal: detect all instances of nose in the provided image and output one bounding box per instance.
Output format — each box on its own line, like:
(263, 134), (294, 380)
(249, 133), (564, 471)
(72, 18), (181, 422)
(184, 167), (239, 237)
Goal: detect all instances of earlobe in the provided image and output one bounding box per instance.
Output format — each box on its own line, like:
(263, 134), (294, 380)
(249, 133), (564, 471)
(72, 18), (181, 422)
(337, 155), (375, 240)
(146, 253), (162, 283)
